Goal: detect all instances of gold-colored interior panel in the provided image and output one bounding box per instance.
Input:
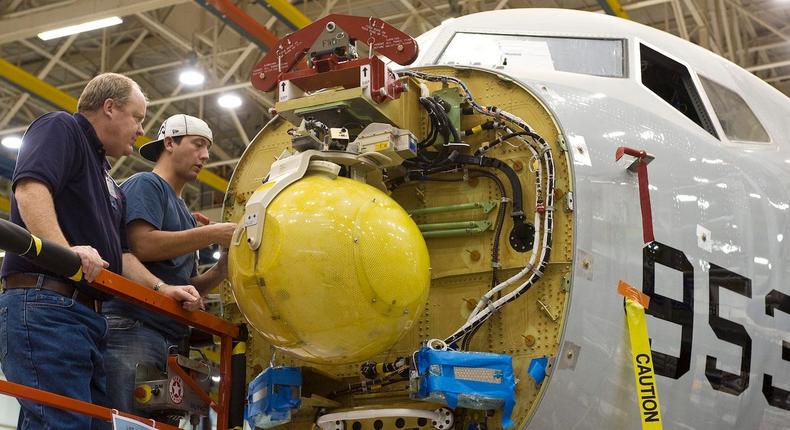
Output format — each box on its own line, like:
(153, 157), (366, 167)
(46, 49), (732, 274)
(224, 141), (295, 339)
(222, 66), (574, 429)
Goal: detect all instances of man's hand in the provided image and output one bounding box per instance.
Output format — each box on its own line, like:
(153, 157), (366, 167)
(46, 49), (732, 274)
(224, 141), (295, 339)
(192, 212), (211, 226)
(210, 223), (237, 247)
(71, 245), (108, 282)
(159, 284), (202, 311)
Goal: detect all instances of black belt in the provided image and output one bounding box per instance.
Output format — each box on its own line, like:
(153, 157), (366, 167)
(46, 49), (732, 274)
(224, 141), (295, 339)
(3, 273), (102, 313)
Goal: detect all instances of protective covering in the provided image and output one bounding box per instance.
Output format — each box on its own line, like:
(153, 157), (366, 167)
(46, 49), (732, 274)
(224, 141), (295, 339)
(228, 172), (431, 364)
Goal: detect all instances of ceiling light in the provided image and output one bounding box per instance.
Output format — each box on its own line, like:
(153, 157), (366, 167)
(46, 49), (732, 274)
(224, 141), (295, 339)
(179, 69), (205, 86)
(38, 17), (123, 41)
(1, 136), (22, 149)
(218, 93), (242, 109)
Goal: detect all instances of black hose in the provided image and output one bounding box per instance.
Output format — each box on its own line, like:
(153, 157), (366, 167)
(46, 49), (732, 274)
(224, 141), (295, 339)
(460, 169), (508, 351)
(417, 97), (440, 148)
(0, 218), (82, 281)
(228, 340), (247, 429)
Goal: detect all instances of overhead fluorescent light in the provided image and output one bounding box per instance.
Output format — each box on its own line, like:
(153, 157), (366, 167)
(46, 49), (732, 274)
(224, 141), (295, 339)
(38, 17), (123, 41)
(218, 94), (242, 109)
(179, 69), (205, 86)
(1, 136), (22, 149)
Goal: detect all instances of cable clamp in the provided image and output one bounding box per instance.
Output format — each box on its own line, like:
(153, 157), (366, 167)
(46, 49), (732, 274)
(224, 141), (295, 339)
(481, 295), (497, 314)
(491, 261), (501, 269)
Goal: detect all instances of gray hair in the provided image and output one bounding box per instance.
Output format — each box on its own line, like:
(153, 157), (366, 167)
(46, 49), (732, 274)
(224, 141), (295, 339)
(77, 73), (146, 113)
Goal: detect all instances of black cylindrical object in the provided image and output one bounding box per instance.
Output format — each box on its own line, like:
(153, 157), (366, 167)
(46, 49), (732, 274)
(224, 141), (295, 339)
(0, 218), (83, 280)
(228, 340), (247, 429)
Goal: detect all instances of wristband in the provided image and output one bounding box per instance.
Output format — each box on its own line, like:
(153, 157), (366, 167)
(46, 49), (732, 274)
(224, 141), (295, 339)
(153, 281), (165, 292)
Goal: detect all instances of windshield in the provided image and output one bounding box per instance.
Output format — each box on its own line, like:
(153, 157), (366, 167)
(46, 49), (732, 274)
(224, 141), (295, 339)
(436, 33), (626, 78)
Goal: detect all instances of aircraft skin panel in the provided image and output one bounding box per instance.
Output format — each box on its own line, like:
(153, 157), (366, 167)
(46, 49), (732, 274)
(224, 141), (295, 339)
(409, 9), (790, 428)
(510, 75), (790, 429)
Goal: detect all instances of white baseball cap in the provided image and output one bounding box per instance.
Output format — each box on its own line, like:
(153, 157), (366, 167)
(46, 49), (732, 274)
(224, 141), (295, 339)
(139, 114), (213, 162)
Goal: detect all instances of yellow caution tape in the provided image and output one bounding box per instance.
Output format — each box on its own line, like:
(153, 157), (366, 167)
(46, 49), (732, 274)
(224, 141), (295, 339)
(68, 267), (83, 282)
(32, 235), (42, 256)
(620, 280), (662, 429)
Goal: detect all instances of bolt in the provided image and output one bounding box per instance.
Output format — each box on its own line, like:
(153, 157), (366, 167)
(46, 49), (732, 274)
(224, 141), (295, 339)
(567, 350), (574, 359)
(397, 44), (404, 52)
(513, 161), (523, 172)
(258, 72), (265, 79)
(582, 259), (590, 270)
(522, 335), (536, 347)
(468, 250), (481, 261)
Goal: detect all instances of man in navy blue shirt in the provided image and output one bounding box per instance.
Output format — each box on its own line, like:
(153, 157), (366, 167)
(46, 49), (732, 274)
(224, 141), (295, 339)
(103, 114), (236, 420)
(0, 73), (202, 430)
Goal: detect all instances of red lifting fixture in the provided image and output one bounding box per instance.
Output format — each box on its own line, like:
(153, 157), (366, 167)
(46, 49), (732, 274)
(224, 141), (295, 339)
(251, 14), (419, 103)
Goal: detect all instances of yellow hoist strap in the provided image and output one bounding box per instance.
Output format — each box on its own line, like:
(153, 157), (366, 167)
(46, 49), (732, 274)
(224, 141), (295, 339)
(619, 280), (663, 430)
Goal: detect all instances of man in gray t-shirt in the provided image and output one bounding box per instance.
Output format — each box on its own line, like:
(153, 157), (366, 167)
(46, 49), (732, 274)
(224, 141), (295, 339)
(103, 114), (237, 418)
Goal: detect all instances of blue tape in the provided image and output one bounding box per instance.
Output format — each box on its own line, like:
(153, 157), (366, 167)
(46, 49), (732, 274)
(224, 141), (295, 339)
(415, 348), (516, 428)
(245, 367), (302, 428)
(527, 357), (549, 385)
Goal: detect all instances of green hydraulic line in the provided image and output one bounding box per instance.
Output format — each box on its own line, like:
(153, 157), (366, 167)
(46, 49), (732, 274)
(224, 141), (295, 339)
(418, 220), (491, 232)
(420, 221), (492, 238)
(409, 201), (497, 216)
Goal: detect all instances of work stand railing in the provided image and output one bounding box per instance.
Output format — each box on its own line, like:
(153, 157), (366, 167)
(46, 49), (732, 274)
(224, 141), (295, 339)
(0, 219), (241, 429)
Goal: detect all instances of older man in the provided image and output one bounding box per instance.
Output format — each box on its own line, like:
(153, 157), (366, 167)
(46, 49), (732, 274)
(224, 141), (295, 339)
(0, 73), (201, 430)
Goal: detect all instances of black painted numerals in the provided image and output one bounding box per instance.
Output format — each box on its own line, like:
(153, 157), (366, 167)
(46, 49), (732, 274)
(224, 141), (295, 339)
(705, 264), (752, 395)
(763, 289), (790, 411)
(640, 242), (790, 410)
(642, 241), (694, 379)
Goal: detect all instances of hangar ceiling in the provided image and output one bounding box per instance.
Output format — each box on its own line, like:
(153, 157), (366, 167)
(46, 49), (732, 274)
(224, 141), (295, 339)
(0, 0), (789, 212)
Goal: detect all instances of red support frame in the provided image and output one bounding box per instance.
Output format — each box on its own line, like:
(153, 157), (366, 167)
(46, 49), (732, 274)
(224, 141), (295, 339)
(0, 268), (240, 429)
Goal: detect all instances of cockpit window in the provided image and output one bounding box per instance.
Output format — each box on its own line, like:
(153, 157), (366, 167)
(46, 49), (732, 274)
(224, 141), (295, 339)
(436, 33), (626, 78)
(639, 43), (718, 139)
(698, 75), (771, 143)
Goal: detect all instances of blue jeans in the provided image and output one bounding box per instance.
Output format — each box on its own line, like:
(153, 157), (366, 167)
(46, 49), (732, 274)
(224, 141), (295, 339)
(103, 315), (181, 418)
(0, 287), (110, 430)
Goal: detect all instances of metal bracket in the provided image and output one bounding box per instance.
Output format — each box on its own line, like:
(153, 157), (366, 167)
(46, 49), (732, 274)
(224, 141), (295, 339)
(561, 272), (571, 293)
(242, 150), (340, 250)
(615, 146), (654, 173)
(316, 408), (453, 430)
(557, 134), (567, 152)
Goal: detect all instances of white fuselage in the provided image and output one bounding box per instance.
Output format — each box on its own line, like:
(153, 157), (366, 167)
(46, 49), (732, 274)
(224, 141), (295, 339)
(413, 9), (790, 429)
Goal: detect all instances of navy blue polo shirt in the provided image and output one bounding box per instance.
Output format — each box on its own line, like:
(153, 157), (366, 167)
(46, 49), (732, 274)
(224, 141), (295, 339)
(1, 112), (127, 300)
(103, 172), (197, 340)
